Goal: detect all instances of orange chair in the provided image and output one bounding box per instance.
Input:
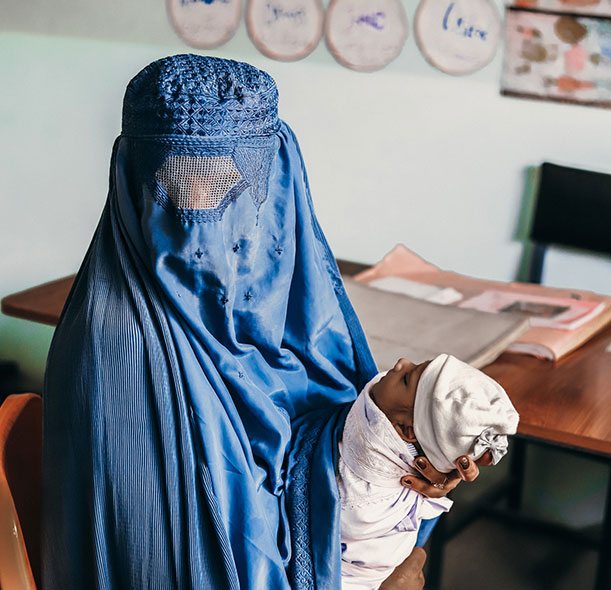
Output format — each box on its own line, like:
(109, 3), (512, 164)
(0, 394), (42, 590)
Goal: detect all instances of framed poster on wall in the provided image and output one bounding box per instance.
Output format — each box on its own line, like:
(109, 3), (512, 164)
(511, 0), (611, 17)
(502, 7), (611, 108)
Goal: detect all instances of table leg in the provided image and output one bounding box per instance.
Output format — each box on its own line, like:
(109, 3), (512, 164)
(507, 438), (527, 511)
(594, 463), (611, 590)
(425, 512), (448, 589)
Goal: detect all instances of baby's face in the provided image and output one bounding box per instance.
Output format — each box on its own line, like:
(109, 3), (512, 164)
(370, 358), (430, 443)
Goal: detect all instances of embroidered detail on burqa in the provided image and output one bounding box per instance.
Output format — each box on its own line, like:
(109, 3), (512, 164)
(122, 54), (279, 137)
(151, 143), (276, 221)
(156, 155), (246, 210)
(232, 144), (275, 209)
(286, 413), (328, 590)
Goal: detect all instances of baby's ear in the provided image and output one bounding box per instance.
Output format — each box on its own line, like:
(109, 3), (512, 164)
(404, 426), (418, 443)
(394, 424), (418, 443)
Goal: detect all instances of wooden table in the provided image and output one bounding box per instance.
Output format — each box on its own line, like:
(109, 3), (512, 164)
(1, 276), (74, 327)
(5, 267), (611, 456)
(3, 267), (611, 589)
(341, 260), (611, 590)
(446, 326), (611, 590)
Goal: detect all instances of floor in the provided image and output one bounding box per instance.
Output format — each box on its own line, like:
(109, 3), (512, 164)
(429, 514), (597, 590)
(423, 447), (605, 590)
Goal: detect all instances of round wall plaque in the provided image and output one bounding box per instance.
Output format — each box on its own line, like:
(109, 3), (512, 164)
(414, 0), (501, 75)
(247, 0), (325, 61)
(325, 0), (408, 72)
(168, 0), (241, 49)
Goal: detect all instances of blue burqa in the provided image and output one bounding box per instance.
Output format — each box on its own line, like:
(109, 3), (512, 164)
(42, 55), (379, 589)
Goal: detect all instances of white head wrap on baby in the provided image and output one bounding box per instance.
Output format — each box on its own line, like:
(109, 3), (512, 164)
(413, 354), (519, 473)
(340, 372), (419, 488)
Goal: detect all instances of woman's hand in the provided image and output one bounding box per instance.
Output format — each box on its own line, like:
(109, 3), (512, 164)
(400, 451), (494, 498)
(379, 547), (427, 590)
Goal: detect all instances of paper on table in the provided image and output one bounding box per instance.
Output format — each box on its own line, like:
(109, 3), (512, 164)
(368, 276), (463, 305)
(459, 290), (604, 330)
(343, 278), (529, 371)
(353, 244), (611, 361)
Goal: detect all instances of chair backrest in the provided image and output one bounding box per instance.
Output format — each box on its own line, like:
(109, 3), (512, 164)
(0, 394), (42, 590)
(527, 162), (611, 283)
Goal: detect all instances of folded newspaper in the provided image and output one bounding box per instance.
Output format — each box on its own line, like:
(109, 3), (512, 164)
(343, 278), (530, 371)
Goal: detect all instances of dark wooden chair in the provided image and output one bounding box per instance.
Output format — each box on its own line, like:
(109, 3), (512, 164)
(515, 161), (611, 509)
(509, 162), (611, 590)
(526, 161), (611, 284)
(425, 163), (611, 590)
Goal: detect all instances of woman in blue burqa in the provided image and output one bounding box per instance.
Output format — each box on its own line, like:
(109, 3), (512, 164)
(42, 55), (465, 589)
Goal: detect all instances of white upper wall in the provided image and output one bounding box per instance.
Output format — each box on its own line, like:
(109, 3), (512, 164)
(1, 0), (611, 385)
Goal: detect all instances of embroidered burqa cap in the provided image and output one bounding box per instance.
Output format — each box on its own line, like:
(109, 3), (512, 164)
(414, 354), (519, 473)
(122, 54), (280, 137)
(43, 55), (376, 590)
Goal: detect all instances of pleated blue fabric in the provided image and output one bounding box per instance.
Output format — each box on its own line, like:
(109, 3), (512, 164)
(42, 55), (377, 589)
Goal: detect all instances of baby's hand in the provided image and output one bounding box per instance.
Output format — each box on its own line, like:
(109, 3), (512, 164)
(400, 451), (494, 498)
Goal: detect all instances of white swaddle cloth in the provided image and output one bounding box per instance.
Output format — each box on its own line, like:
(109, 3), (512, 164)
(338, 374), (452, 590)
(414, 354), (520, 473)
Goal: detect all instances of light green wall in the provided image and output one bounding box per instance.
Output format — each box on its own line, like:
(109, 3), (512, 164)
(0, 1), (609, 528)
(3, 5), (611, 388)
(2, 3), (610, 388)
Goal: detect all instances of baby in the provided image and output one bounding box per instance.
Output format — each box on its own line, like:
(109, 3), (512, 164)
(338, 353), (519, 590)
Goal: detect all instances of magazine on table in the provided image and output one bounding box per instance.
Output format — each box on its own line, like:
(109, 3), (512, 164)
(459, 290), (605, 331)
(353, 244), (611, 361)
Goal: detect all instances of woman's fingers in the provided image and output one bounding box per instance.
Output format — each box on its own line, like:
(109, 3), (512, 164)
(455, 455), (480, 482)
(476, 449), (494, 467)
(454, 450), (493, 481)
(412, 451), (494, 486)
(400, 473), (461, 499)
(413, 456), (448, 486)
(406, 452), (494, 496)
(409, 456), (463, 497)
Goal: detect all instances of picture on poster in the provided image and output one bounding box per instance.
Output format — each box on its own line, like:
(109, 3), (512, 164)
(502, 7), (611, 108)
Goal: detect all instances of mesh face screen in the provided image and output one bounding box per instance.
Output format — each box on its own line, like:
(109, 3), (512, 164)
(156, 155), (243, 210)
